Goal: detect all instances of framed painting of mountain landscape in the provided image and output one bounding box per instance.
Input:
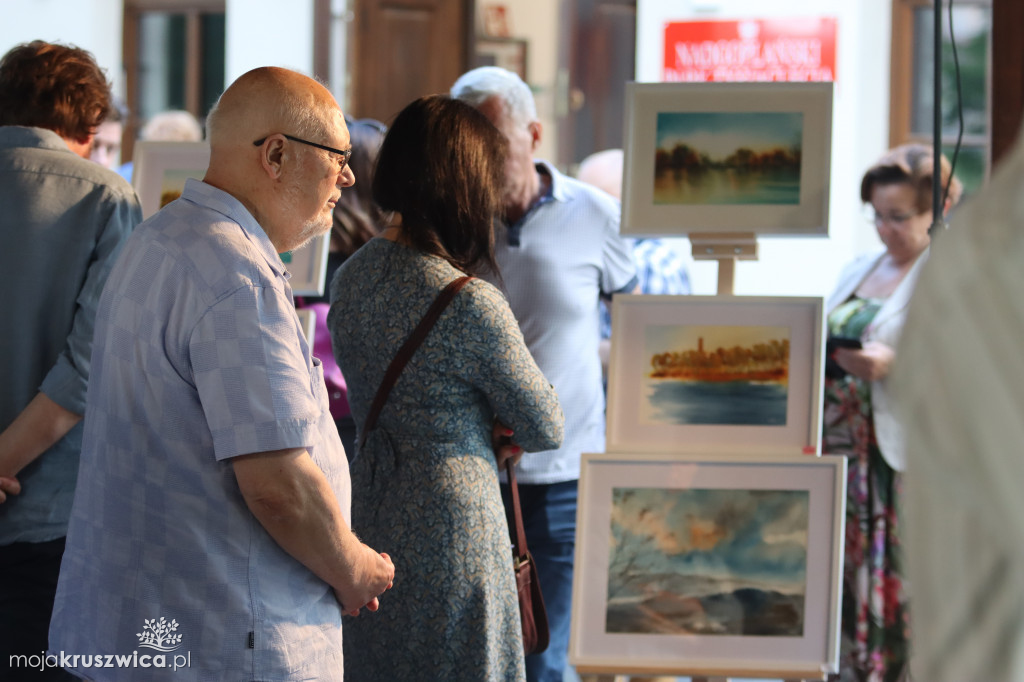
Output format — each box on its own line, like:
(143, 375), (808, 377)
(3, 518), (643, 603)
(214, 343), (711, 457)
(621, 81), (833, 236)
(606, 295), (824, 455)
(569, 452), (846, 679)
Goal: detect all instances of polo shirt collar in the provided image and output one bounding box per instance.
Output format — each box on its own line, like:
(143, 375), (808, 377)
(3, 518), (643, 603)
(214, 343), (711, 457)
(505, 160), (560, 246)
(180, 177), (288, 278)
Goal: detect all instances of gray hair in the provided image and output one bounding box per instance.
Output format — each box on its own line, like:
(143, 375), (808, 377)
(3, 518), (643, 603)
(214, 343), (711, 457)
(450, 66), (536, 128)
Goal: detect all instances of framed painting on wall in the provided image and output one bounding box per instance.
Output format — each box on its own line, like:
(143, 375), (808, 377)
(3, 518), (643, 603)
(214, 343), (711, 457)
(569, 452), (846, 679)
(621, 81), (833, 236)
(132, 141), (210, 220)
(473, 36), (528, 79)
(606, 295), (825, 455)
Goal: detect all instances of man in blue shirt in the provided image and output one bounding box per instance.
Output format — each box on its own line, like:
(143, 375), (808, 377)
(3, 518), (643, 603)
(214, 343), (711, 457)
(49, 67), (394, 681)
(0, 41), (143, 681)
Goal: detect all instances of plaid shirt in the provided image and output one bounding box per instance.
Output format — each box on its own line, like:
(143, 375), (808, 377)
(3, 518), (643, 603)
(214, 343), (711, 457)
(600, 238), (691, 339)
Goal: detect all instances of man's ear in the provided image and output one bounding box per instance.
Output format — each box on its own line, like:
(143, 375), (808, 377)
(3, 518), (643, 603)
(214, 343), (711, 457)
(528, 121), (542, 152)
(257, 135), (287, 180)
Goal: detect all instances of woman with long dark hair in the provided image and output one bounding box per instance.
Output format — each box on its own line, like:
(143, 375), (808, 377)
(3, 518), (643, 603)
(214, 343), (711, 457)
(328, 95), (563, 681)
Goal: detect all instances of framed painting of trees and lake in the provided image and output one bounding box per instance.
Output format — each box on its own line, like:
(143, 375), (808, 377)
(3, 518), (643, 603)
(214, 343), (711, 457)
(569, 452), (845, 679)
(621, 81), (833, 236)
(606, 295), (825, 455)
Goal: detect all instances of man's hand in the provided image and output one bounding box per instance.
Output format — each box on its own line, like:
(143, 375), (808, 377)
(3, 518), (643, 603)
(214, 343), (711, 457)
(233, 448), (396, 618)
(336, 549), (395, 616)
(0, 475), (20, 504)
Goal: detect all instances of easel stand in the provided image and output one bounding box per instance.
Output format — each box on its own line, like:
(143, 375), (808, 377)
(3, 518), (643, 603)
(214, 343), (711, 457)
(688, 232), (818, 682)
(579, 231), (824, 682)
(688, 232), (759, 296)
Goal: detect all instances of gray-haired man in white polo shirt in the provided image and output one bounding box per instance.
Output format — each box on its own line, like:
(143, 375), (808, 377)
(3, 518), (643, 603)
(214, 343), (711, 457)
(452, 66), (638, 682)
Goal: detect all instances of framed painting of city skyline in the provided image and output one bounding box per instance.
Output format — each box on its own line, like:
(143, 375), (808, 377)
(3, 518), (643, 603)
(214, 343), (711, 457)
(569, 452), (846, 679)
(606, 295), (825, 455)
(621, 81), (833, 236)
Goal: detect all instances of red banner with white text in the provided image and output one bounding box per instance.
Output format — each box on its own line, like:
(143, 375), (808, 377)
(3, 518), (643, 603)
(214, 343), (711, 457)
(663, 17), (837, 83)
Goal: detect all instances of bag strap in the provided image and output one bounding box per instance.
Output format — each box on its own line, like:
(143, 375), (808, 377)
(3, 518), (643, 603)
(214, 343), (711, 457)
(505, 460), (530, 563)
(357, 275), (473, 451)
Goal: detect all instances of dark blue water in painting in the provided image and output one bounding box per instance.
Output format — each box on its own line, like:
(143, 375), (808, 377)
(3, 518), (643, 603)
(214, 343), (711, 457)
(646, 380), (788, 426)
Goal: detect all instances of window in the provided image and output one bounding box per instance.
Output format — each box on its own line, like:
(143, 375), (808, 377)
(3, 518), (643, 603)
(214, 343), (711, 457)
(890, 0), (991, 195)
(123, 0), (226, 162)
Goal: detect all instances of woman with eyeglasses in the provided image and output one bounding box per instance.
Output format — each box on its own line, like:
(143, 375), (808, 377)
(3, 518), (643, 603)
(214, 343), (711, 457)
(823, 143), (961, 682)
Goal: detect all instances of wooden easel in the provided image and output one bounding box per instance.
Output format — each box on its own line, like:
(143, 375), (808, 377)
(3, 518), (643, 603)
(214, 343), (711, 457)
(578, 232), (827, 682)
(688, 231), (759, 296)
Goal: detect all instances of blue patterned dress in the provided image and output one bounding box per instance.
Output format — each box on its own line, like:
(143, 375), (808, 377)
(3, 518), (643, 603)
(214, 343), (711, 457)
(328, 238), (564, 681)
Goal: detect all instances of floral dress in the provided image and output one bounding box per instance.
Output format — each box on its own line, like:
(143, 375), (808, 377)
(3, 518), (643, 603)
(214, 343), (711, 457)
(823, 297), (909, 682)
(328, 238), (564, 681)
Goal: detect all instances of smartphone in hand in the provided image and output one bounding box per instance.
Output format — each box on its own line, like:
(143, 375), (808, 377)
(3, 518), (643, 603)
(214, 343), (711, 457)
(827, 336), (863, 352)
(825, 336), (863, 379)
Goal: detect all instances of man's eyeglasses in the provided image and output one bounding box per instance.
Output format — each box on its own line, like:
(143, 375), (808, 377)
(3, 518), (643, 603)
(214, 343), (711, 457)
(252, 134), (352, 172)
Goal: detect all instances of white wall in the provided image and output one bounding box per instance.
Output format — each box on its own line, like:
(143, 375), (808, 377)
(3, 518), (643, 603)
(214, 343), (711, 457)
(638, 0), (893, 297)
(1, 0), (316, 107)
(474, 0), (561, 162)
(0, 0), (125, 98)
(225, 0), (314, 81)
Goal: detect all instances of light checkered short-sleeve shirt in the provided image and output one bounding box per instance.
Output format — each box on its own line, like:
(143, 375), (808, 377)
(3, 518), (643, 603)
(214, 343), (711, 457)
(50, 179), (350, 681)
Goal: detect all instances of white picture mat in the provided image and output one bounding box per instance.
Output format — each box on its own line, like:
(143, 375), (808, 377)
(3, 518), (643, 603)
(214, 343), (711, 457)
(570, 452), (845, 676)
(285, 234), (331, 296)
(622, 81), (833, 236)
(132, 141), (211, 220)
(295, 308), (316, 345)
(607, 295), (824, 455)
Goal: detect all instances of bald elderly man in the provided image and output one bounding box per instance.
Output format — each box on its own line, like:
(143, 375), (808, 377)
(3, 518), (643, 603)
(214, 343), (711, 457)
(49, 67), (394, 681)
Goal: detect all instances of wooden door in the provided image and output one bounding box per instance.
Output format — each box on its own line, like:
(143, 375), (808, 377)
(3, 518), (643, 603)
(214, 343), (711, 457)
(350, 0), (473, 124)
(562, 0), (637, 167)
(992, 0), (1024, 167)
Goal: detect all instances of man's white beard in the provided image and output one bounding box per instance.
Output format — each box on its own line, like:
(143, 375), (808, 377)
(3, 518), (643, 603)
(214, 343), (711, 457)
(291, 213), (331, 252)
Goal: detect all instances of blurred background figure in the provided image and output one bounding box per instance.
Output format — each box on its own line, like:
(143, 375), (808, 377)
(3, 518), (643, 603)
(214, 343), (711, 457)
(299, 116), (388, 456)
(118, 108), (203, 182)
(576, 148), (691, 382)
(88, 97), (126, 169)
(822, 143), (961, 682)
(897, 125), (1024, 682)
(0, 40), (142, 681)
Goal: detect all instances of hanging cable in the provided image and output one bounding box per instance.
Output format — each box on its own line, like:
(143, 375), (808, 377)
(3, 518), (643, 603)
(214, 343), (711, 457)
(942, 0), (964, 213)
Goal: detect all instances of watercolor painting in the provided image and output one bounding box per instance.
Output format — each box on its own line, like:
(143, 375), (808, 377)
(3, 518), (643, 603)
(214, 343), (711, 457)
(652, 111), (803, 206)
(159, 168), (200, 209)
(133, 141), (210, 219)
(641, 324), (790, 427)
(606, 486), (809, 636)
